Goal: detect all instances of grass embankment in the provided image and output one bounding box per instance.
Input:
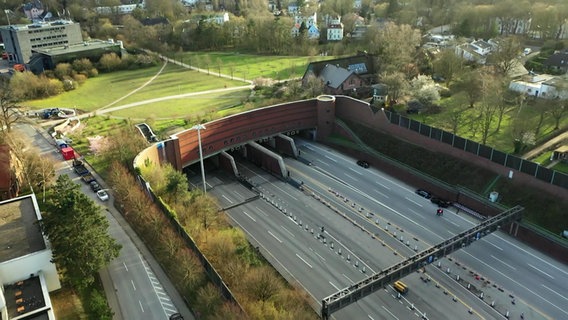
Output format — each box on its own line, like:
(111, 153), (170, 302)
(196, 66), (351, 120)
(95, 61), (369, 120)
(343, 119), (567, 234)
(412, 94), (568, 154)
(107, 162), (317, 319)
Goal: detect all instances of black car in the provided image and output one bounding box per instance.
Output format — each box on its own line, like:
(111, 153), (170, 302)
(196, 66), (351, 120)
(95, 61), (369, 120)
(415, 189), (432, 199)
(90, 181), (102, 192)
(357, 160), (370, 168)
(431, 197), (452, 208)
(169, 313), (184, 320)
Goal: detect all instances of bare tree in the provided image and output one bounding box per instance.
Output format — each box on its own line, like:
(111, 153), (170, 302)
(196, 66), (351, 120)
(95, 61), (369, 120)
(379, 71), (409, 103)
(0, 79), (22, 135)
(487, 36), (522, 76)
(549, 100), (566, 130)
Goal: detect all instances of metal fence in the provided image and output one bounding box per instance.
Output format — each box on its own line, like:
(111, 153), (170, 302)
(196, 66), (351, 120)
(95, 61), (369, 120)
(385, 112), (568, 189)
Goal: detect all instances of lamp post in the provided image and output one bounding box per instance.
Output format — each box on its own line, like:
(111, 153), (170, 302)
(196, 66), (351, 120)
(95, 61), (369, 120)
(192, 124), (207, 193)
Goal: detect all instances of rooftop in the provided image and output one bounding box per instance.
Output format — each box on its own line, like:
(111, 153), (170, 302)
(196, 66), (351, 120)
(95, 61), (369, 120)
(0, 194), (46, 263)
(4, 276), (49, 319)
(0, 20), (75, 32)
(34, 40), (121, 56)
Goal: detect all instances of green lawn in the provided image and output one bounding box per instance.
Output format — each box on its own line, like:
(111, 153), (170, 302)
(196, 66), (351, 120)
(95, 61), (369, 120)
(25, 65), (165, 111)
(114, 63), (247, 106)
(414, 96), (568, 154)
(106, 89), (250, 119)
(552, 161), (568, 174)
(172, 51), (331, 80)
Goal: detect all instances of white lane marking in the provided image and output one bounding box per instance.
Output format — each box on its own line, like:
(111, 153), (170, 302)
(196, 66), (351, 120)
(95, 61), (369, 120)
(281, 225), (296, 238)
(404, 197), (423, 207)
(296, 253), (313, 268)
(344, 173), (356, 180)
(527, 263), (555, 279)
(349, 167), (363, 175)
(315, 251), (327, 262)
(368, 315), (375, 320)
(243, 211), (256, 222)
(233, 191), (243, 198)
(343, 273), (354, 283)
(268, 230), (283, 243)
(542, 284), (568, 301)
(446, 219), (460, 227)
(407, 209), (422, 217)
(374, 189), (389, 198)
(381, 305), (400, 320)
(131, 280), (136, 290)
(164, 307), (177, 313)
(462, 252), (567, 316)
(139, 300), (145, 312)
(324, 155), (337, 162)
(491, 255), (517, 270)
(221, 194), (233, 204)
(255, 206), (268, 216)
(329, 281), (340, 290)
(377, 182), (391, 190)
(123, 262), (129, 272)
(482, 239), (503, 251)
(493, 234), (568, 277)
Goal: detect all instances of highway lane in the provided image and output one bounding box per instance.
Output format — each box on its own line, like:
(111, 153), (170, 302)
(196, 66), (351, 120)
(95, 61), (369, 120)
(210, 169), (489, 320)
(292, 139), (567, 320)
(18, 123), (192, 320)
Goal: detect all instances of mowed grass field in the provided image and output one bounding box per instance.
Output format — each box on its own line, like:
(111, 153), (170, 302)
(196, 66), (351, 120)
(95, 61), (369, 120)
(174, 51), (331, 80)
(25, 63), (247, 113)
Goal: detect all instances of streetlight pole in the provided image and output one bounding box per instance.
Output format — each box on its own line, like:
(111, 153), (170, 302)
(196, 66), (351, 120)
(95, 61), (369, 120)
(192, 124), (207, 193)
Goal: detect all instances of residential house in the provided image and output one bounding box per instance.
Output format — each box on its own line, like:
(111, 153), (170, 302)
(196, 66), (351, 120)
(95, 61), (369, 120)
(288, 4), (300, 14)
(302, 53), (378, 87)
(291, 12), (319, 39)
(203, 12), (230, 24)
(353, 0), (362, 9)
(327, 16), (344, 41)
(508, 74), (568, 99)
(496, 17), (532, 35)
(318, 64), (364, 95)
(23, 0), (44, 20)
(543, 50), (568, 74)
(455, 39), (495, 64)
(0, 194), (62, 320)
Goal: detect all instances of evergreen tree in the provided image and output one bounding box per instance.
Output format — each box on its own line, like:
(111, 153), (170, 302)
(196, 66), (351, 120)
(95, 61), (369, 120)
(40, 175), (121, 290)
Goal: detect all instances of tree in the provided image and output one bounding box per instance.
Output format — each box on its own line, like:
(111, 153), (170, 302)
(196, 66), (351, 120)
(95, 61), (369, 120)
(40, 175), (121, 289)
(452, 68), (483, 108)
(0, 79), (21, 134)
(409, 75), (440, 107)
(443, 93), (468, 134)
(102, 122), (148, 168)
(303, 74), (324, 98)
(99, 52), (122, 72)
(379, 71), (408, 103)
(477, 76), (502, 144)
(487, 36), (522, 76)
(54, 63), (75, 81)
(433, 49), (464, 86)
(549, 100), (566, 130)
(367, 22), (421, 74)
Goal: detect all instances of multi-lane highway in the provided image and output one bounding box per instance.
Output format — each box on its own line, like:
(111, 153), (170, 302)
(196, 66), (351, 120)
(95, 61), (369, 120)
(206, 139), (568, 320)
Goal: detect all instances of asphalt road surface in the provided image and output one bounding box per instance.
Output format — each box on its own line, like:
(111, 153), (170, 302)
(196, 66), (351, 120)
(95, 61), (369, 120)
(203, 139), (567, 320)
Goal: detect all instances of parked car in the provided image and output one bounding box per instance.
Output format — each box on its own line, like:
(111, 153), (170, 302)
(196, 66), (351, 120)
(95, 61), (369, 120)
(415, 189), (432, 199)
(90, 181), (101, 192)
(96, 190), (109, 201)
(431, 197), (452, 208)
(357, 160), (370, 168)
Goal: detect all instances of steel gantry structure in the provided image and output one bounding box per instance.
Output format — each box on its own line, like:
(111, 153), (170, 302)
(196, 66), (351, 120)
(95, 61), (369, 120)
(321, 205), (524, 319)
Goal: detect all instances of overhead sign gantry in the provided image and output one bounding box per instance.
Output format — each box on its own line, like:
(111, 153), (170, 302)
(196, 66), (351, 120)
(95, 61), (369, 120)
(321, 205), (524, 319)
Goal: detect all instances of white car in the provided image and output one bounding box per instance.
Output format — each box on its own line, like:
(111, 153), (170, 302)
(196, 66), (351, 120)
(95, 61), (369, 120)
(96, 190), (109, 201)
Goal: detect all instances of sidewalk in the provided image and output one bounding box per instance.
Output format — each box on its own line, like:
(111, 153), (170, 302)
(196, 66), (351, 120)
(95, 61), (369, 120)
(522, 130), (568, 160)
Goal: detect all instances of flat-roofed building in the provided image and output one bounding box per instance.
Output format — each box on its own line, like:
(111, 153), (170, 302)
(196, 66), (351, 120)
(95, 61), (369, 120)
(0, 20), (82, 64)
(0, 194), (60, 320)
